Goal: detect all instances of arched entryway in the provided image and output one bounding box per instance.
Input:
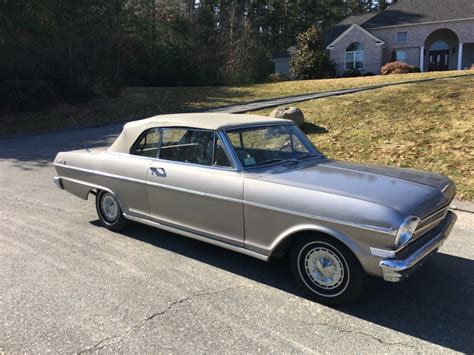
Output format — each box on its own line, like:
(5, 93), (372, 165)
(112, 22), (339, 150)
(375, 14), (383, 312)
(424, 29), (459, 71)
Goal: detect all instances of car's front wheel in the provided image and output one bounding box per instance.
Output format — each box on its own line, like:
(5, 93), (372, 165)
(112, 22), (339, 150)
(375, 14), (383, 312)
(290, 235), (367, 305)
(95, 191), (129, 232)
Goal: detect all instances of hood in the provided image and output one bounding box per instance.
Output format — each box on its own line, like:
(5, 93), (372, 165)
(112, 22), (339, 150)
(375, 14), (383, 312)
(250, 159), (454, 218)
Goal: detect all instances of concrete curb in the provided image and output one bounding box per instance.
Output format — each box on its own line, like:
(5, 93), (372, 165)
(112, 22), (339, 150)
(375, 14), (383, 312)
(1, 73), (473, 141)
(451, 199), (474, 213)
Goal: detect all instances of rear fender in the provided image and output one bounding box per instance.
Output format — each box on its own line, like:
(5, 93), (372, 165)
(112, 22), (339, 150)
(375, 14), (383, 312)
(56, 176), (125, 211)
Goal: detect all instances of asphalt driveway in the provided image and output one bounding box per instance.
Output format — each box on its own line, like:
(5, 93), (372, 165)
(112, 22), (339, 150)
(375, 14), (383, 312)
(0, 125), (473, 353)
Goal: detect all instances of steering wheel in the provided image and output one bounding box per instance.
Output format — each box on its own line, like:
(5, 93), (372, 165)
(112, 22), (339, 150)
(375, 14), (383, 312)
(273, 140), (293, 157)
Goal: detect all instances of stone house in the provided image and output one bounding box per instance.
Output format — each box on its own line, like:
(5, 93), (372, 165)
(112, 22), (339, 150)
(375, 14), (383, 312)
(274, 0), (474, 76)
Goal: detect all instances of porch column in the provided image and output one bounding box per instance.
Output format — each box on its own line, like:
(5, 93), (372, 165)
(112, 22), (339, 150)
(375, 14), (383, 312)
(457, 42), (464, 70)
(419, 46), (424, 72)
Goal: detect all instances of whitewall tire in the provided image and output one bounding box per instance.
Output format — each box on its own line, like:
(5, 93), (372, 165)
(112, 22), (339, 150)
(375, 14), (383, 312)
(290, 235), (367, 305)
(95, 191), (129, 232)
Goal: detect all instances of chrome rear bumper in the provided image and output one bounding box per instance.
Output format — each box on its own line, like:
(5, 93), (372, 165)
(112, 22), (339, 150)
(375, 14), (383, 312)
(380, 210), (457, 282)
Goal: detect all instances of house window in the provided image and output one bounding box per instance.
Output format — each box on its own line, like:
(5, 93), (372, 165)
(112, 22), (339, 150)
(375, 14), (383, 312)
(396, 50), (407, 62)
(345, 42), (364, 70)
(430, 41), (449, 51)
(397, 32), (407, 43)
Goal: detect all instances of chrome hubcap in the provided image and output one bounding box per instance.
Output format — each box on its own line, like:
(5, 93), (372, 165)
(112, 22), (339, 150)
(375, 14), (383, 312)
(101, 194), (119, 221)
(305, 247), (344, 289)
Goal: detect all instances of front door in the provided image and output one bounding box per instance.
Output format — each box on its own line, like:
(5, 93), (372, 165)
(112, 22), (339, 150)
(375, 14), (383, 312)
(429, 50), (449, 71)
(146, 127), (244, 246)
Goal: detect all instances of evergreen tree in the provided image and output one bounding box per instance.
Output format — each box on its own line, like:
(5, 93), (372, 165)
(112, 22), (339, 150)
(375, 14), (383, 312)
(345, 0), (375, 14)
(290, 26), (335, 79)
(377, 0), (396, 10)
(0, 0), (360, 111)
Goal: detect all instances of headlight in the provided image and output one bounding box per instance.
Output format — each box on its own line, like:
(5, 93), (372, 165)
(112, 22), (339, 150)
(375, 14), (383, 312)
(395, 216), (419, 248)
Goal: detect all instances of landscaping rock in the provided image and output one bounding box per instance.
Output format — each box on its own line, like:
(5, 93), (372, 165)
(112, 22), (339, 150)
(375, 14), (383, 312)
(270, 107), (305, 128)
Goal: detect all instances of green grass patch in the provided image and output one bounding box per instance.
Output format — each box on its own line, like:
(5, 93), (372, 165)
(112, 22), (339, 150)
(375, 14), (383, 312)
(254, 75), (474, 200)
(1, 71), (470, 137)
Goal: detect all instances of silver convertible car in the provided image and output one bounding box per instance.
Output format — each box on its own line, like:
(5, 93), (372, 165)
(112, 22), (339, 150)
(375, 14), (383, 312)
(54, 113), (457, 304)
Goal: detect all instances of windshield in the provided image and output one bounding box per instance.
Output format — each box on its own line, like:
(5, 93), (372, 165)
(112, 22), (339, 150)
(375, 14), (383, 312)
(225, 125), (323, 168)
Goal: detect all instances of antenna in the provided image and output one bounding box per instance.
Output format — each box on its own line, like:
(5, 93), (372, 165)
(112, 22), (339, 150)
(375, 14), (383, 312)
(69, 114), (90, 152)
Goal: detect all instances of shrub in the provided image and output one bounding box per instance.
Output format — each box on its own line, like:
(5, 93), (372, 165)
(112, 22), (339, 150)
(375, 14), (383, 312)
(54, 79), (95, 103)
(0, 80), (55, 111)
(266, 73), (289, 82)
(381, 61), (418, 75)
(342, 69), (362, 77)
(290, 26), (336, 79)
(99, 78), (124, 98)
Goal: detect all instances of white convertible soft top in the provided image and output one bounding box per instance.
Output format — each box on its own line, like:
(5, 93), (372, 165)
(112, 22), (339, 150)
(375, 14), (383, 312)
(108, 113), (291, 153)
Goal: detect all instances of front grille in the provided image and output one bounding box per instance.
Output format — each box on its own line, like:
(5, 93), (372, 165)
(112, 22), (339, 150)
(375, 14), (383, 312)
(413, 205), (449, 238)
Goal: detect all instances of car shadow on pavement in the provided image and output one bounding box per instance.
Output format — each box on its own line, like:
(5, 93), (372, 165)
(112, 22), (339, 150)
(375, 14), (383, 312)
(109, 221), (474, 353)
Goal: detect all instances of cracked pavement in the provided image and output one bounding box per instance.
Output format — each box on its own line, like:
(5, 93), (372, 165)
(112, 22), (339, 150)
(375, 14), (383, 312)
(1, 124), (473, 353)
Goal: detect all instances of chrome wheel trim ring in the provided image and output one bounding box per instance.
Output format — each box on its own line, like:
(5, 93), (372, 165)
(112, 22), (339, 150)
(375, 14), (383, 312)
(305, 247), (344, 289)
(297, 241), (350, 298)
(100, 193), (119, 221)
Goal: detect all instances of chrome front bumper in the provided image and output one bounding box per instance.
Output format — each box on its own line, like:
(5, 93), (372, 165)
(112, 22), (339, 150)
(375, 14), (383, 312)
(380, 210), (457, 282)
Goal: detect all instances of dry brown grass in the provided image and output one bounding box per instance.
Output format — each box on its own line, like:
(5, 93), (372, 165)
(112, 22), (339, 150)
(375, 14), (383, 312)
(0, 71), (470, 137)
(255, 75), (474, 200)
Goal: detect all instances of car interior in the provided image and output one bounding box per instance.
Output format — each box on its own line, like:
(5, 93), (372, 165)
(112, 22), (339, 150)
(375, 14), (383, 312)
(131, 128), (231, 167)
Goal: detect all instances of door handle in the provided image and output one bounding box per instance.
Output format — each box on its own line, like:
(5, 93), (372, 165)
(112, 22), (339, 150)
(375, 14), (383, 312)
(150, 166), (166, 177)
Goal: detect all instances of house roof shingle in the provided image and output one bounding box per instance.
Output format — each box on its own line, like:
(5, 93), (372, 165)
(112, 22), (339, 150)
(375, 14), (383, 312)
(364, 0), (474, 28)
(325, 0), (474, 45)
(325, 11), (380, 45)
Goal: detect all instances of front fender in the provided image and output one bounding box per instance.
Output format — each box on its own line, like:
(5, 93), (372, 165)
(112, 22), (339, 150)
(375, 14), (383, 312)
(270, 223), (364, 260)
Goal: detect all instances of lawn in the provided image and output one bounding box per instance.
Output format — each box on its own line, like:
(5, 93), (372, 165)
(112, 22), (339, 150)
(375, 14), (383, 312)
(254, 75), (474, 200)
(0, 71), (470, 137)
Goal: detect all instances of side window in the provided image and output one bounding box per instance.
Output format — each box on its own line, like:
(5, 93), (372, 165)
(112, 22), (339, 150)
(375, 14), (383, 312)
(228, 131), (243, 148)
(130, 128), (161, 158)
(213, 135), (232, 167)
(160, 128), (230, 167)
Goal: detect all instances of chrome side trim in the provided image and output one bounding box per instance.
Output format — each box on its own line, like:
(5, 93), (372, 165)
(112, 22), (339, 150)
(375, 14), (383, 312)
(123, 213), (269, 261)
(55, 164), (242, 204)
(55, 164), (397, 235)
(146, 180), (242, 204)
(244, 200), (397, 236)
(54, 163), (146, 185)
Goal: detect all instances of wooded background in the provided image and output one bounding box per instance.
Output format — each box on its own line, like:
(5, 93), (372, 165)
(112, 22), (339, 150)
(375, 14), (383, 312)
(0, 0), (395, 111)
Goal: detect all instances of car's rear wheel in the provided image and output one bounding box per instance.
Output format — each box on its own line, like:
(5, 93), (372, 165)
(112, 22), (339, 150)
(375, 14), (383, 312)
(290, 235), (367, 305)
(95, 191), (129, 232)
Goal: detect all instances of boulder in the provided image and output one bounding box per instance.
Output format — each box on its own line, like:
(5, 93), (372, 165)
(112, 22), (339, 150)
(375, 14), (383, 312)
(269, 107), (305, 128)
